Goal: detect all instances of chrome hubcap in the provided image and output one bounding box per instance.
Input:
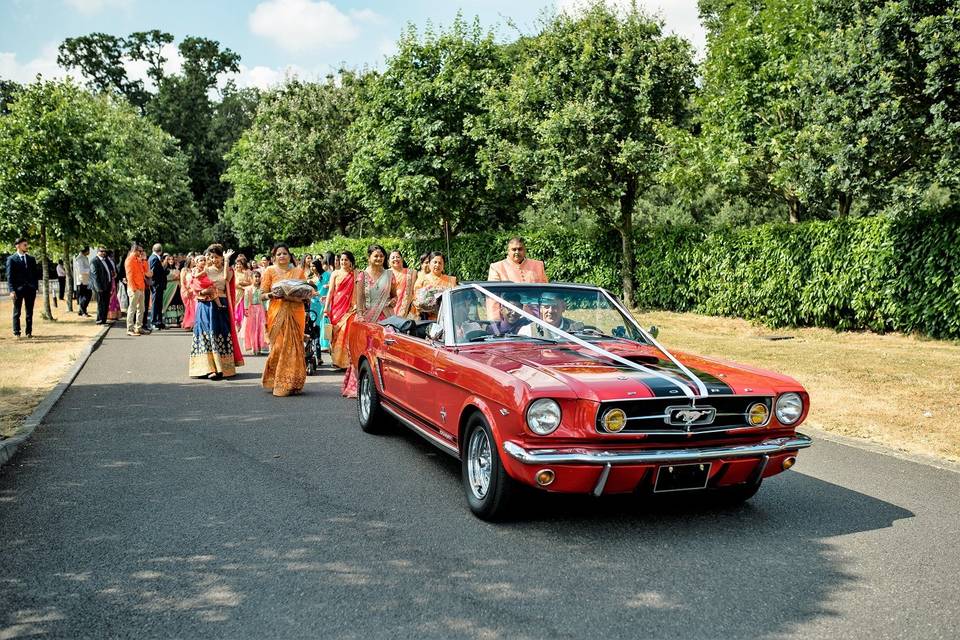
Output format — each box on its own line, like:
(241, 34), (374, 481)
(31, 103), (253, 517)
(359, 372), (371, 422)
(467, 428), (492, 499)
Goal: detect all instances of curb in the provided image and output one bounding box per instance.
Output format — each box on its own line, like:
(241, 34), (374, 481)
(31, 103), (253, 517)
(804, 425), (960, 475)
(0, 322), (113, 469)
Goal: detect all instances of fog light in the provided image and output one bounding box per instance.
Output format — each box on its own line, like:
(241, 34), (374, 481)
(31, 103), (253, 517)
(747, 402), (769, 426)
(535, 469), (555, 486)
(782, 456), (796, 470)
(602, 408), (627, 433)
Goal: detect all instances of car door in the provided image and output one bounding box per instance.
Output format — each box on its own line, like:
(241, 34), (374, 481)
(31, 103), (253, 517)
(378, 331), (439, 424)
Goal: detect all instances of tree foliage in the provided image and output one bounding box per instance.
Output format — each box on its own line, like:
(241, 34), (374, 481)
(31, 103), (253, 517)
(223, 73), (368, 248)
(347, 16), (522, 237)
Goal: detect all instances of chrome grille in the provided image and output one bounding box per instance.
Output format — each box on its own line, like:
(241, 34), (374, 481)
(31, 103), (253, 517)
(596, 396), (773, 435)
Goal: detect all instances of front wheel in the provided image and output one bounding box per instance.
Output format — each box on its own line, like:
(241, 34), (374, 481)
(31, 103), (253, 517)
(461, 414), (518, 521)
(710, 481), (762, 506)
(357, 361), (388, 434)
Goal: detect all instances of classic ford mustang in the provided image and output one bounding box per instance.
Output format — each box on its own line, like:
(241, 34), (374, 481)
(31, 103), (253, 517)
(349, 282), (811, 520)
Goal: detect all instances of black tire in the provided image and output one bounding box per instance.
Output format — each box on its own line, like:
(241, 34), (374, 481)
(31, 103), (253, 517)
(357, 360), (388, 434)
(461, 413), (518, 521)
(710, 481), (762, 506)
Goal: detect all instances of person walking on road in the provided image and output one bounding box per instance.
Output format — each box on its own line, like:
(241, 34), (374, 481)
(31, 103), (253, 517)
(148, 243), (167, 330)
(73, 247), (92, 317)
(89, 246), (112, 325)
(124, 244), (148, 336)
(6, 238), (39, 338)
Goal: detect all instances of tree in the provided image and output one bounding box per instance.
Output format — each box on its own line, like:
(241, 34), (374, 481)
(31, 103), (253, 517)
(223, 73), (368, 248)
(347, 16), (522, 242)
(482, 2), (696, 307)
(0, 80), (195, 318)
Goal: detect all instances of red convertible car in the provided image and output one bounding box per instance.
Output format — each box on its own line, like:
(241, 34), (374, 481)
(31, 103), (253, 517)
(349, 282), (811, 520)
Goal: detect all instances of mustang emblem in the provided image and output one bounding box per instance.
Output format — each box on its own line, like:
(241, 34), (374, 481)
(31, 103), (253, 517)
(665, 406), (717, 428)
(675, 409), (710, 423)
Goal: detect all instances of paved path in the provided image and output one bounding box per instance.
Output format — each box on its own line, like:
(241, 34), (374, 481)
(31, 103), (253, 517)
(1, 326), (958, 639)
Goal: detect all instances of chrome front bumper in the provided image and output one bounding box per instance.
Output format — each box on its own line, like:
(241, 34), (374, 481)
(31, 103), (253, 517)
(502, 434), (812, 466)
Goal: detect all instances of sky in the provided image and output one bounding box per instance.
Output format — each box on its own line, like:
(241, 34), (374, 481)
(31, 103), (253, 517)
(0, 0), (706, 90)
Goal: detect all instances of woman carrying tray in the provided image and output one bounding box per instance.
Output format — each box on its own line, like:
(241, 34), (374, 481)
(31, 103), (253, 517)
(260, 243), (312, 397)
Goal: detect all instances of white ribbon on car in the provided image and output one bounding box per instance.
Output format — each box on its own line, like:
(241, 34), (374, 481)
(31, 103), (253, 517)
(469, 283), (707, 400)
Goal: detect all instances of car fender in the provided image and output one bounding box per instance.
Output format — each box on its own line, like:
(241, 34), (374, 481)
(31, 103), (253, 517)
(456, 395), (510, 457)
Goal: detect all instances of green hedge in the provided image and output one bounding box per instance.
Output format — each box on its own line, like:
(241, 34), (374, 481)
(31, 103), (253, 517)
(298, 208), (960, 340)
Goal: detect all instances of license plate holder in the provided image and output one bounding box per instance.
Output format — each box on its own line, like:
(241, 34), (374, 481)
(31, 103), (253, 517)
(654, 462), (712, 493)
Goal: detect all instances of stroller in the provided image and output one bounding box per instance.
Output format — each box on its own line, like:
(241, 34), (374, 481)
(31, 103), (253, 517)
(305, 308), (323, 375)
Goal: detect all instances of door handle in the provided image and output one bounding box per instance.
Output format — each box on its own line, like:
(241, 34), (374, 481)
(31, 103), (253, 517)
(384, 338), (397, 345)
(435, 367), (445, 374)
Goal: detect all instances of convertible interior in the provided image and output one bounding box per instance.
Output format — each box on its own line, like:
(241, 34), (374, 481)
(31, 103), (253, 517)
(378, 315), (434, 340)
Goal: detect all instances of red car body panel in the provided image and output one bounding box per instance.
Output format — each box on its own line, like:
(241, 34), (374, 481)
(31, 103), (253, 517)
(349, 311), (810, 496)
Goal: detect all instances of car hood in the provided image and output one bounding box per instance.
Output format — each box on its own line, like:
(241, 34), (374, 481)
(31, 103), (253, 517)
(459, 341), (800, 402)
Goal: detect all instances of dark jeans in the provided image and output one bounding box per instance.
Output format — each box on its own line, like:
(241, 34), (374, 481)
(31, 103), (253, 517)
(95, 289), (110, 323)
(57, 276), (65, 300)
(77, 284), (91, 315)
(12, 287), (37, 336)
(151, 284), (165, 328)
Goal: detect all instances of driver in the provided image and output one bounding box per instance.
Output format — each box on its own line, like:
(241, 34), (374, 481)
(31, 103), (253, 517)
(518, 291), (583, 337)
(486, 293), (530, 336)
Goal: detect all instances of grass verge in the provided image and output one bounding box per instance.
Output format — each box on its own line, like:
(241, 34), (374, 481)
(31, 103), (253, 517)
(633, 311), (960, 463)
(0, 296), (105, 438)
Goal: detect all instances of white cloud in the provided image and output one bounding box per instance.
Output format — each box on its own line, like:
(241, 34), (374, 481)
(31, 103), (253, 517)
(555, 0), (705, 55)
(0, 43), (74, 83)
(223, 63), (334, 91)
(249, 0), (380, 52)
(64, 0), (132, 15)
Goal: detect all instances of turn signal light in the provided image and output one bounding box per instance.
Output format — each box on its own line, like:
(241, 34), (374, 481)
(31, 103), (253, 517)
(782, 456), (797, 470)
(536, 469), (556, 486)
(602, 408), (627, 433)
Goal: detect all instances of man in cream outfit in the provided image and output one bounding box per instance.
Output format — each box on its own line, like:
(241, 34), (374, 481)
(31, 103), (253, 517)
(487, 237), (547, 284)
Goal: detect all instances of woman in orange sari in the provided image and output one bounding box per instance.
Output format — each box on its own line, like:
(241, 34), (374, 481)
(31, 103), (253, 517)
(388, 249), (415, 318)
(260, 244), (308, 397)
(327, 251), (357, 370)
(412, 251), (457, 320)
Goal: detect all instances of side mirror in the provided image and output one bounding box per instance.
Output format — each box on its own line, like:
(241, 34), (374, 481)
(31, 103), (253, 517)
(427, 323), (444, 342)
(647, 325), (659, 339)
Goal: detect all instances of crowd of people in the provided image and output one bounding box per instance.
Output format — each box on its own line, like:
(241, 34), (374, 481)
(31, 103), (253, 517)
(6, 235), (547, 400)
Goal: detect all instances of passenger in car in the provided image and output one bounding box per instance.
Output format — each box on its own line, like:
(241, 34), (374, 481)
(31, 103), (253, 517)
(518, 292), (583, 337)
(486, 293), (530, 336)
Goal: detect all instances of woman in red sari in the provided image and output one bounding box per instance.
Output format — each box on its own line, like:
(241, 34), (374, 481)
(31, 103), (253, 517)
(327, 251), (357, 370)
(388, 249), (415, 318)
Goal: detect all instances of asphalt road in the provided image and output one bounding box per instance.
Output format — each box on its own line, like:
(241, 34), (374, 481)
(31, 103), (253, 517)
(1, 326), (958, 639)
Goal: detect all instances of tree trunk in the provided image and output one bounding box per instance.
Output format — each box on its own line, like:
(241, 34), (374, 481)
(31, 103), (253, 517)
(618, 179), (637, 309)
(443, 217), (452, 270)
(837, 192), (852, 217)
(64, 240), (74, 312)
(787, 197), (801, 224)
(40, 225), (53, 321)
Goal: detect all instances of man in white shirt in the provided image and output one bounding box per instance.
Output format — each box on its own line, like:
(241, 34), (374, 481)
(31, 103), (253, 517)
(55, 260), (66, 307)
(518, 292), (583, 338)
(73, 247), (92, 317)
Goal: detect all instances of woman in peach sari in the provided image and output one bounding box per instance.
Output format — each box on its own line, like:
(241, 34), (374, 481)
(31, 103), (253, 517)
(260, 244), (308, 397)
(327, 251), (357, 371)
(412, 251), (457, 320)
(388, 249), (415, 318)
(180, 254), (197, 330)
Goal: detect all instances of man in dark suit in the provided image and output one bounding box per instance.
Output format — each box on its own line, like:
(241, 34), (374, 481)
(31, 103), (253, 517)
(148, 243), (167, 330)
(89, 246), (112, 325)
(6, 237), (39, 338)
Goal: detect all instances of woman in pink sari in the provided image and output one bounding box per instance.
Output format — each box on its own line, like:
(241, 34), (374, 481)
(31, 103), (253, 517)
(388, 249), (415, 318)
(341, 245), (396, 397)
(181, 254), (197, 330)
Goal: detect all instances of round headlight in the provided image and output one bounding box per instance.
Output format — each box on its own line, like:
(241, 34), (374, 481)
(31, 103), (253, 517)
(775, 393), (804, 425)
(526, 399), (561, 435)
(746, 402), (769, 427)
(601, 408), (627, 433)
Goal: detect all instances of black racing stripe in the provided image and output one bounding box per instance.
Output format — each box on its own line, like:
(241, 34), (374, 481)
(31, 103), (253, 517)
(651, 361), (735, 396)
(551, 347), (695, 398)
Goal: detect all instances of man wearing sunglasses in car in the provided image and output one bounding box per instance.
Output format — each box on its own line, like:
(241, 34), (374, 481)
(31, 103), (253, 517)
(518, 292), (582, 338)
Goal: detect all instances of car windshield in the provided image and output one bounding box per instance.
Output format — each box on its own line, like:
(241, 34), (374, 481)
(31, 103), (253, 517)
(447, 284), (648, 345)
